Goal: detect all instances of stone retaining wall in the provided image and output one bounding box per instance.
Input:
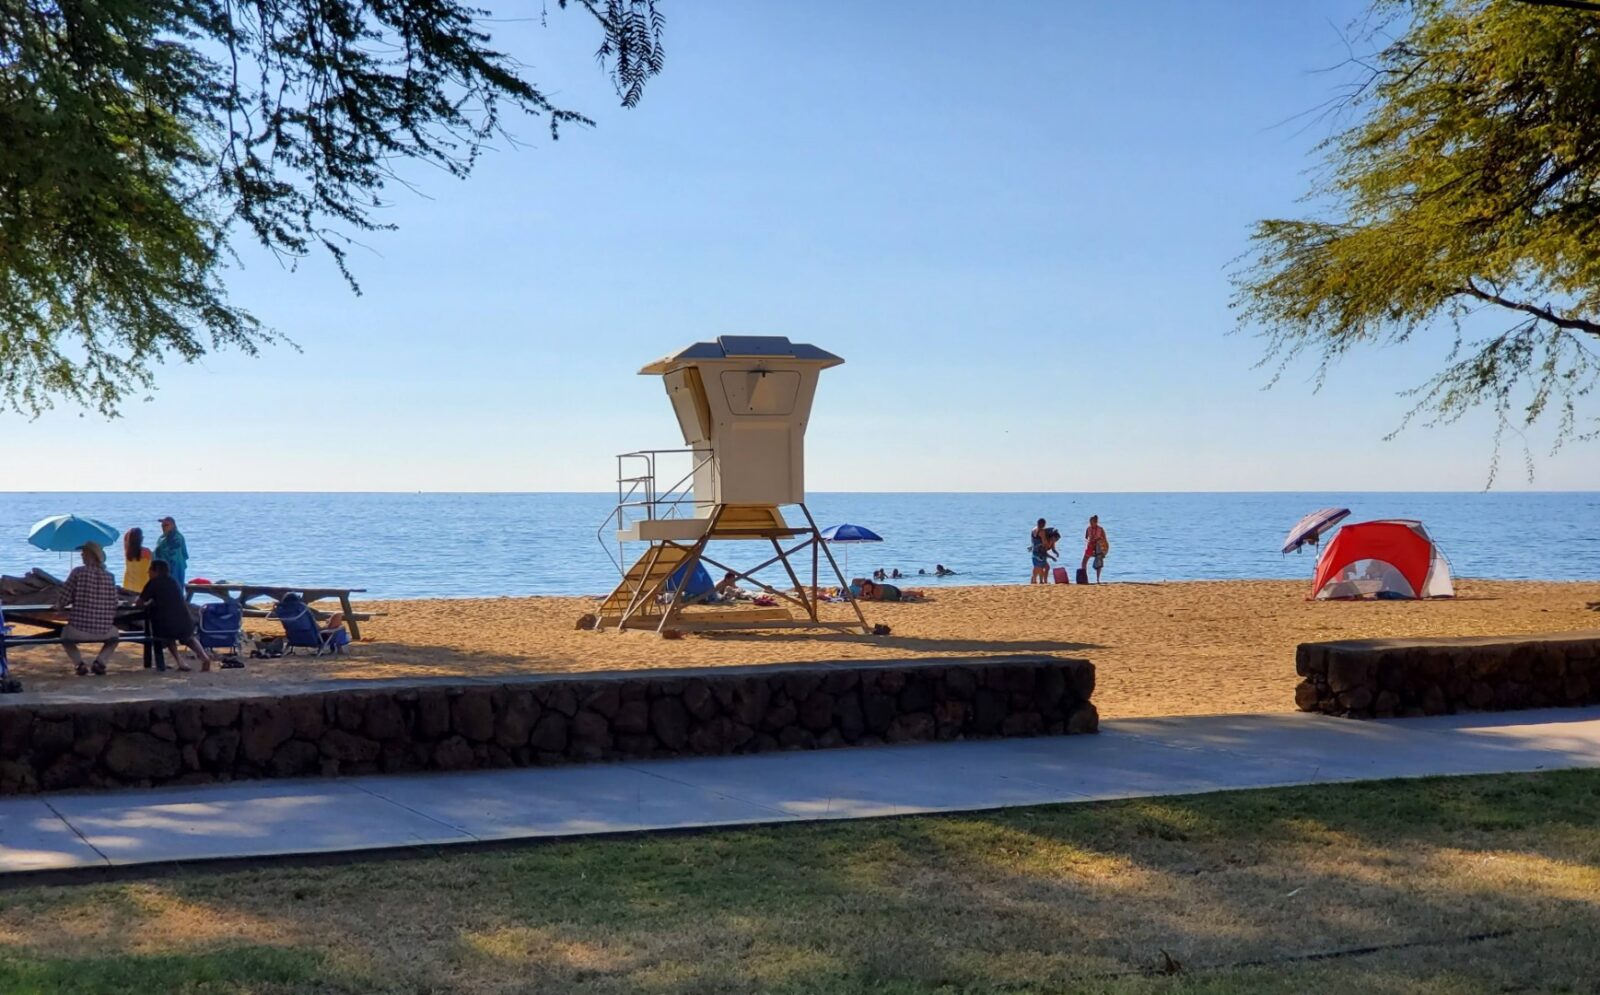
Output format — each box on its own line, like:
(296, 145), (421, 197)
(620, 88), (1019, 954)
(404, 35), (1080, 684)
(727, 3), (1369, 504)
(0, 656), (1096, 794)
(1295, 631), (1600, 718)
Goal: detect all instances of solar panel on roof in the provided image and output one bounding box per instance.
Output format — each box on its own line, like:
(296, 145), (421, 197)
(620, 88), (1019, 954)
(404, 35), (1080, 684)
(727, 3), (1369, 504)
(717, 336), (796, 357)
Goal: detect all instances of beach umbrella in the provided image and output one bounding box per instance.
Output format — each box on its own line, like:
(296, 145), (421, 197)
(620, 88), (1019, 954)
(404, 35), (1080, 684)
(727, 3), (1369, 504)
(1282, 507), (1351, 555)
(819, 523), (883, 576)
(27, 514), (120, 553)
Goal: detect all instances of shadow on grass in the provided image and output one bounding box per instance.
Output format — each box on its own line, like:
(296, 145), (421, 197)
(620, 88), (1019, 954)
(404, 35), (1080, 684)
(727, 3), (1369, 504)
(461, 769), (1600, 993)
(2, 772), (1598, 994)
(0, 946), (326, 995)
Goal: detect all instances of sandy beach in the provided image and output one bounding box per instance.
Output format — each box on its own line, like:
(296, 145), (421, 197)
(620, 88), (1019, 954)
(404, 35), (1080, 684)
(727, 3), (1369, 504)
(7, 579), (1597, 717)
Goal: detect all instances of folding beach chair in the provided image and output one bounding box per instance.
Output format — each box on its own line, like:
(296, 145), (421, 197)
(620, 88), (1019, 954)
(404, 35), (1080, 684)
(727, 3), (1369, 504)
(270, 593), (351, 657)
(197, 597), (245, 661)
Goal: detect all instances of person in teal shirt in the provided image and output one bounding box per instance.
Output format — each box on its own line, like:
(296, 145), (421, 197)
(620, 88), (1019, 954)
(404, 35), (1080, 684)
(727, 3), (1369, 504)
(153, 516), (189, 592)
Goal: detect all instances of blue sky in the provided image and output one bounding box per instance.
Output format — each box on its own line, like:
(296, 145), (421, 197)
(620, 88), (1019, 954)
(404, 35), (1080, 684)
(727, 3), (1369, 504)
(9, 0), (1599, 491)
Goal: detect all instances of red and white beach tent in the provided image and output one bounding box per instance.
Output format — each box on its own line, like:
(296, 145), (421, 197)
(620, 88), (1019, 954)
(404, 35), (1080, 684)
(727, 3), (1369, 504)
(1309, 520), (1454, 600)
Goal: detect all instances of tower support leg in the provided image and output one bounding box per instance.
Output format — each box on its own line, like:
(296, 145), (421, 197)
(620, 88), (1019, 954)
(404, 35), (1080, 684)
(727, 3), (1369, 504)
(654, 508), (724, 634)
(798, 503), (871, 634)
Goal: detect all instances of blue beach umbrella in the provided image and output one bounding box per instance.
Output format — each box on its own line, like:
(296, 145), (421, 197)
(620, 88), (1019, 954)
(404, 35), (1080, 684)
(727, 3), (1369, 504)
(819, 523), (883, 576)
(27, 515), (120, 553)
(819, 524), (883, 543)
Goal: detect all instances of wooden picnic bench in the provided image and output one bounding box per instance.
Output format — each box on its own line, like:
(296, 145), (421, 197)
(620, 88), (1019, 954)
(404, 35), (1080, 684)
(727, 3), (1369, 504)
(2, 603), (169, 669)
(184, 583), (373, 640)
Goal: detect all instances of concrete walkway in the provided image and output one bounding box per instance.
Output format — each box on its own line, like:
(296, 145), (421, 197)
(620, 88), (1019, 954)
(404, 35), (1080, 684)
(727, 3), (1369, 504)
(4, 707), (1599, 875)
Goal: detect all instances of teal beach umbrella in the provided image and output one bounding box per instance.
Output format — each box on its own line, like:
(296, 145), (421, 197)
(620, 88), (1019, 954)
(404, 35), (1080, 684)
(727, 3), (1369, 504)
(27, 515), (120, 553)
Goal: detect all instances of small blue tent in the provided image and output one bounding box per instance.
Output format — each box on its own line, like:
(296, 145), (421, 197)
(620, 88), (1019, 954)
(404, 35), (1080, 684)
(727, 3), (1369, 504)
(667, 562), (715, 598)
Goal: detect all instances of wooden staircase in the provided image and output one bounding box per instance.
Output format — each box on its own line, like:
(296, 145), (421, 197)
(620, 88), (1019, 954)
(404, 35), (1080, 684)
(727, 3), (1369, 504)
(595, 543), (693, 626)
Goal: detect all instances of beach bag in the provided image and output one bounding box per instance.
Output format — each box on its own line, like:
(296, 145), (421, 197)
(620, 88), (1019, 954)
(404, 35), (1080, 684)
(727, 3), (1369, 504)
(1052, 566), (1069, 584)
(1096, 535), (1110, 557)
(1075, 567), (1089, 585)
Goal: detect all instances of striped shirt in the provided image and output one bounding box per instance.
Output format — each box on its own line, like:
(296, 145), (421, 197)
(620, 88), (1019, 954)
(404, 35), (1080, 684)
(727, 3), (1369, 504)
(56, 566), (120, 633)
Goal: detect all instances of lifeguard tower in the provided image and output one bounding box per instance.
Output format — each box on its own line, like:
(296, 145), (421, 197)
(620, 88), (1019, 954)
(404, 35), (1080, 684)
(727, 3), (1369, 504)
(593, 336), (869, 634)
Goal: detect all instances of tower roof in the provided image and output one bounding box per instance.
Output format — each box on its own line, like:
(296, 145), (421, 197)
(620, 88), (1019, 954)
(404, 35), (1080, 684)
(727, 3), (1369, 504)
(639, 336), (843, 375)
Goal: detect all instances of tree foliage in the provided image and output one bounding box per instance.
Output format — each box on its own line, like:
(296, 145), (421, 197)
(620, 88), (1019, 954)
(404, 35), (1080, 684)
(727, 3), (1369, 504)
(1234, 0), (1600, 477)
(0, 0), (662, 415)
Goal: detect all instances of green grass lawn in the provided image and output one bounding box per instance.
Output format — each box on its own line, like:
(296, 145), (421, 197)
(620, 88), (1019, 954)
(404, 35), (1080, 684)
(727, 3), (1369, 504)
(3, 770), (1599, 994)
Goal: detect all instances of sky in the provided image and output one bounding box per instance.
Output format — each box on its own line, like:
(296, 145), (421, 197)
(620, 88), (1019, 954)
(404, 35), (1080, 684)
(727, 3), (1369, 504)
(8, 0), (1599, 492)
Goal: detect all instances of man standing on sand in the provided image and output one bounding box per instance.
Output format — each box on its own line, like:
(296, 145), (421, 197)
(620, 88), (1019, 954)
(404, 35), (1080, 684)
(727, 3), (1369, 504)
(154, 516), (189, 593)
(1081, 515), (1108, 584)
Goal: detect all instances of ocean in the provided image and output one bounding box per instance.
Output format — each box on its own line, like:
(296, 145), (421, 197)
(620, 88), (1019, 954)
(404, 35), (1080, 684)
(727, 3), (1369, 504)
(0, 492), (1594, 599)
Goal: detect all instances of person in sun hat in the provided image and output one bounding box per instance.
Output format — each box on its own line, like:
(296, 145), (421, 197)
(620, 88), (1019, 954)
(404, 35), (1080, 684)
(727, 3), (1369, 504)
(153, 516), (190, 593)
(55, 541), (121, 676)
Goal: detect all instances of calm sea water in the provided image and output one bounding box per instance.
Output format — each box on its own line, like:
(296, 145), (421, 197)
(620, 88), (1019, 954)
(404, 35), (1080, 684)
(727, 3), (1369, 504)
(0, 493), (1594, 599)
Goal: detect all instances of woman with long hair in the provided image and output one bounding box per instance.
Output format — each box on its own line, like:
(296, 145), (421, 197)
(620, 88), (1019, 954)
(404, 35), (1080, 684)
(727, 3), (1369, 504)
(122, 527), (152, 593)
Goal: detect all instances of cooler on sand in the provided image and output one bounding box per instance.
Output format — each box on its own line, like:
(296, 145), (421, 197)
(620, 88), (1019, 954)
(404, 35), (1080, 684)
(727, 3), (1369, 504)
(1075, 567), (1090, 585)
(1052, 567), (1069, 584)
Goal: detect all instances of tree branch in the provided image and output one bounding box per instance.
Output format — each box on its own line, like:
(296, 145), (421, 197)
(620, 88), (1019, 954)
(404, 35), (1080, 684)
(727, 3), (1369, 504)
(1453, 281), (1600, 337)
(1514, 0), (1600, 12)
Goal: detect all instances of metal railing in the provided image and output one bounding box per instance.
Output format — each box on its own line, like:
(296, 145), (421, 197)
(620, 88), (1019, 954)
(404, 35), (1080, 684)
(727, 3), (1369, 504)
(594, 448), (714, 577)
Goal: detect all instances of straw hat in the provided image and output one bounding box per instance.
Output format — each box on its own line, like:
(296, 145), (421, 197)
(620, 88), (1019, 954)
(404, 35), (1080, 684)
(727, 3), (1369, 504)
(80, 541), (105, 566)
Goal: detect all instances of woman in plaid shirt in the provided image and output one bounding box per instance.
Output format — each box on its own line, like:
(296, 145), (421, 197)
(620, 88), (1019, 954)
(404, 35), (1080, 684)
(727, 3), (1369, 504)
(55, 541), (121, 676)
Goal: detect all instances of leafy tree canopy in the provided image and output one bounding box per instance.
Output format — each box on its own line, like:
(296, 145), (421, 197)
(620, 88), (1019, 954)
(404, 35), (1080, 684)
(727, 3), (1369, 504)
(0, 0), (661, 415)
(1234, 0), (1600, 478)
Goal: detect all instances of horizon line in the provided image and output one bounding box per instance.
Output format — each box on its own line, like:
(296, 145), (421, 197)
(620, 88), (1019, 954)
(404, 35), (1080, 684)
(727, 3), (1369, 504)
(1, 489), (1596, 496)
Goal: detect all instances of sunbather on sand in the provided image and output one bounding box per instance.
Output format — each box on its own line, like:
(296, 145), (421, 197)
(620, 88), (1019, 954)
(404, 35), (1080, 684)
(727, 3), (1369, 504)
(713, 571), (748, 601)
(858, 580), (924, 602)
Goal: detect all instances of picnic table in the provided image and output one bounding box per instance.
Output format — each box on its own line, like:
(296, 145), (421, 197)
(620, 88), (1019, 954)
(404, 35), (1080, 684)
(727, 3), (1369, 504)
(2, 602), (168, 669)
(185, 583), (371, 640)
